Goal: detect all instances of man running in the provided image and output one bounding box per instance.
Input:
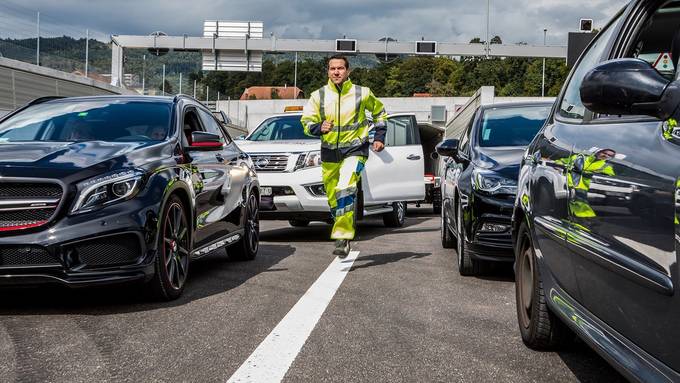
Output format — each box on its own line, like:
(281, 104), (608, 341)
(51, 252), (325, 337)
(301, 55), (388, 258)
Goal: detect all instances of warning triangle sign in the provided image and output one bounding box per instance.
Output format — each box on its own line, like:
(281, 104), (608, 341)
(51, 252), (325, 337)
(653, 52), (674, 72)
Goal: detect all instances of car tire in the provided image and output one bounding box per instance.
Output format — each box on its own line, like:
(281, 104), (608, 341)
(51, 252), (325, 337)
(432, 187), (442, 214)
(288, 219), (310, 227)
(229, 192), (260, 261)
(515, 220), (572, 349)
(148, 195), (191, 301)
(441, 204), (456, 249)
(456, 199), (482, 276)
(383, 201), (406, 227)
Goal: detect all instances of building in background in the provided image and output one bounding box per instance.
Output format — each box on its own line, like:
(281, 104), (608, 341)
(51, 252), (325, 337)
(240, 86), (304, 100)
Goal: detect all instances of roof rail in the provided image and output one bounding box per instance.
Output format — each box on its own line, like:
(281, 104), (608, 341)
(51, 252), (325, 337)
(28, 96), (66, 106)
(173, 94), (198, 103)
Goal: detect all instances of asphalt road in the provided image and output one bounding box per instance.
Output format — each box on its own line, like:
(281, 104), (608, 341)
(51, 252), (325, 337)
(0, 206), (625, 382)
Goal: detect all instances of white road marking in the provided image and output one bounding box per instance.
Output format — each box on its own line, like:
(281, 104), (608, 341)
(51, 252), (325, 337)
(226, 251), (360, 383)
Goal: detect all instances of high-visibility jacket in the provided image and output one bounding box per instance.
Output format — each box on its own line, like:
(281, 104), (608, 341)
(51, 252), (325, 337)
(301, 79), (388, 163)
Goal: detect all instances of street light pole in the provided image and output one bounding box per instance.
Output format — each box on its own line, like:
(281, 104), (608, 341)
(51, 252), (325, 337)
(542, 28), (547, 97)
(36, 12), (40, 66)
(142, 54), (146, 95)
(85, 29), (89, 76)
(294, 51), (298, 91)
(486, 0), (490, 58)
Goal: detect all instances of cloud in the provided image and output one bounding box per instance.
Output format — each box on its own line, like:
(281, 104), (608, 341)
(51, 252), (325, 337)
(0, 0), (628, 45)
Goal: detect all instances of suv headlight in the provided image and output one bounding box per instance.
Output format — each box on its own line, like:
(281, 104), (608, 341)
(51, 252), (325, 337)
(473, 169), (517, 195)
(295, 151), (321, 170)
(71, 169), (145, 214)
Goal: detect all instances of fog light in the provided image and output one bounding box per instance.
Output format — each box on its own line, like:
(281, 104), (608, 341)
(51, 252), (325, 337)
(480, 223), (509, 233)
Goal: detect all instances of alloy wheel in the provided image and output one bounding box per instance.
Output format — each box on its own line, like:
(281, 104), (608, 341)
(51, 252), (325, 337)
(162, 202), (189, 290)
(246, 194), (260, 253)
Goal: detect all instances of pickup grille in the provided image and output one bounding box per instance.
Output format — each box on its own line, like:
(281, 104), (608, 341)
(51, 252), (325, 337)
(250, 154), (289, 172)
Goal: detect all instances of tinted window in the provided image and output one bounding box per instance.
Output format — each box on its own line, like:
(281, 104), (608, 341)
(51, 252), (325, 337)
(0, 100), (172, 143)
(629, 1), (680, 80)
(558, 14), (621, 120)
(247, 115), (312, 141)
(458, 114), (475, 155)
(198, 108), (229, 143)
(479, 105), (551, 147)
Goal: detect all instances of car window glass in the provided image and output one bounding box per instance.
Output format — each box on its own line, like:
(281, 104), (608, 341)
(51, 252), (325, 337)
(558, 15), (621, 120)
(408, 117), (421, 145)
(458, 114), (475, 155)
(628, 1), (680, 81)
(198, 108), (228, 143)
(479, 105), (551, 147)
(0, 101), (171, 143)
(247, 115), (313, 141)
(385, 116), (412, 147)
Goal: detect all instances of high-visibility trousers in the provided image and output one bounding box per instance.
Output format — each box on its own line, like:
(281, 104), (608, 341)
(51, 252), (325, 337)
(322, 156), (367, 240)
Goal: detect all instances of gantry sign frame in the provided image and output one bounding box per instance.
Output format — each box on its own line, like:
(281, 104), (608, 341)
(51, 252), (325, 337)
(109, 34), (567, 86)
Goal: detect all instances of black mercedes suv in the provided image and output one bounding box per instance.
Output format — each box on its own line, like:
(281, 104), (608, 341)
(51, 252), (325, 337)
(513, 0), (680, 380)
(0, 95), (260, 300)
(437, 102), (551, 276)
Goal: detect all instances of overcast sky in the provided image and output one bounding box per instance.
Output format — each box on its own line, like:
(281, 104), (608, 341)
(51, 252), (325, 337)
(1, 0), (628, 45)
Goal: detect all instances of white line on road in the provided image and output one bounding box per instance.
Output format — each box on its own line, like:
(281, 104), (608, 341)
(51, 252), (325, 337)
(226, 251), (360, 383)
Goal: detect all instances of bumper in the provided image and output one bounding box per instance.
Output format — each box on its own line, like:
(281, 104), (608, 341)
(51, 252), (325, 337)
(0, 199), (158, 287)
(467, 193), (515, 262)
(257, 168), (331, 221)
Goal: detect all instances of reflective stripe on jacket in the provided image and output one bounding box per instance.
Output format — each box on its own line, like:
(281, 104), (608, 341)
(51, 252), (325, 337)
(301, 79), (387, 163)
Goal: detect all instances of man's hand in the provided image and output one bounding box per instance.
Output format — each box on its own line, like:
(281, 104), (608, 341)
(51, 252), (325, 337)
(372, 141), (385, 152)
(321, 120), (333, 134)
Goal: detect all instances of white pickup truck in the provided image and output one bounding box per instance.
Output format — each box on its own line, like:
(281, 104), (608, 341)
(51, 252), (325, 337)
(236, 111), (425, 227)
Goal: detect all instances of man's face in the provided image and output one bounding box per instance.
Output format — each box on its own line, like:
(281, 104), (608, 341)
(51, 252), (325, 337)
(328, 59), (349, 86)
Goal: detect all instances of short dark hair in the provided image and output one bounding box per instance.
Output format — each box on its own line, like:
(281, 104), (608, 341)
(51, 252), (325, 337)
(327, 55), (349, 69)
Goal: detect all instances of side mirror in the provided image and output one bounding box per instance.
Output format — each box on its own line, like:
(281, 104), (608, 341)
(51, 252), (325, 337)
(580, 58), (680, 119)
(187, 131), (223, 151)
(435, 138), (460, 160)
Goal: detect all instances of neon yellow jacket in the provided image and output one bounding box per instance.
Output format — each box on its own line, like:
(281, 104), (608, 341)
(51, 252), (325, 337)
(301, 79), (388, 163)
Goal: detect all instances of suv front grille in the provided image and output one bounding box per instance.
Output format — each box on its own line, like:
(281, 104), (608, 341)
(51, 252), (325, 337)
(250, 154), (289, 172)
(0, 181), (63, 233)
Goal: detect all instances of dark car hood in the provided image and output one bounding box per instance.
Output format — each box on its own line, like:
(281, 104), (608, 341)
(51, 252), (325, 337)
(472, 146), (526, 179)
(0, 141), (170, 179)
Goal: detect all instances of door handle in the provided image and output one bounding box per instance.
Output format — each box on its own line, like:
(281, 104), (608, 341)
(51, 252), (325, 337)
(407, 154), (421, 160)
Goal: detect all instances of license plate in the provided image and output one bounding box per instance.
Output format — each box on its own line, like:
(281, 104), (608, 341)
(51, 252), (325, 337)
(261, 187), (272, 196)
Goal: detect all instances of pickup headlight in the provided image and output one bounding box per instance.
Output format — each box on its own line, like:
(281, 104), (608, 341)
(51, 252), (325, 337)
(71, 169), (145, 214)
(295, 151), (321, 171)
(473, 169), (517, 195)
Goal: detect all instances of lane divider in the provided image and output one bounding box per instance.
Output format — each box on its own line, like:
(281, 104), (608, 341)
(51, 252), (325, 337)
(226, 251), (360, 383)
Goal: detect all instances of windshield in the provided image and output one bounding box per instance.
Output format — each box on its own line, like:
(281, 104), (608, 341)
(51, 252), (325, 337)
(0, 99), (172, 143)
(478, 105), (551, 147)
(247, 115), (313, 141)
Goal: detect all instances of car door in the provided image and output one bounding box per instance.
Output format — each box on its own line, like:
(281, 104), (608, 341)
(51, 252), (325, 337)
(559, 2), (680, 368)
(185, 107), (233, 248)
(363, 115), (425, 204)
(442, 116), (473, 228)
